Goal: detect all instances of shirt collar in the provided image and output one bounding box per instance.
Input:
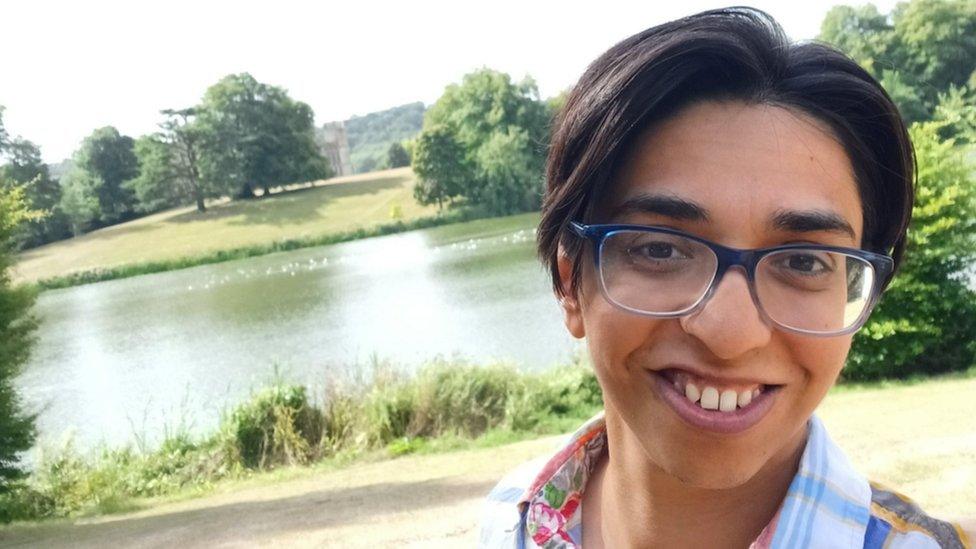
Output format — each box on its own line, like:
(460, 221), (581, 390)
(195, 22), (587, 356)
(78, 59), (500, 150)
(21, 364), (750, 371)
(517, 412), (872, 549)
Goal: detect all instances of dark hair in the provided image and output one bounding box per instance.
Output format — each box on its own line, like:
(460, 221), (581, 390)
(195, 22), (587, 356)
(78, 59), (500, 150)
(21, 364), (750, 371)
(538, 7), (914, 298)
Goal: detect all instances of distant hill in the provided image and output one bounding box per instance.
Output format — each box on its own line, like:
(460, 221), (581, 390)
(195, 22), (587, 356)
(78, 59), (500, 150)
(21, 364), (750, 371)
(345, 102), (425, 174)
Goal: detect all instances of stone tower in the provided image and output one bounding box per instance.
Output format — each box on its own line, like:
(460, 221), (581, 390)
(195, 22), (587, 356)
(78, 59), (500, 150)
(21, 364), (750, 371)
(317, 121), (353, 177)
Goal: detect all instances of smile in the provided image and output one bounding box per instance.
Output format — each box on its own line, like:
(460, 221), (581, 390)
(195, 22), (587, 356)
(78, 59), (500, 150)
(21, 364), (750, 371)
(649, 368), (783, 434)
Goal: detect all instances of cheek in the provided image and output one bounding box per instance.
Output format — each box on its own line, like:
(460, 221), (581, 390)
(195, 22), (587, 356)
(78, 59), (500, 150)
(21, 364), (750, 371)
(581, 288), (664, 394)
(787, 334), (853, 391)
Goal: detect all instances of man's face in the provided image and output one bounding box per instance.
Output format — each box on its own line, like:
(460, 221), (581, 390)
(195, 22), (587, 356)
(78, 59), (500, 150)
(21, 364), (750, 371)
(558, 100), (864, 488)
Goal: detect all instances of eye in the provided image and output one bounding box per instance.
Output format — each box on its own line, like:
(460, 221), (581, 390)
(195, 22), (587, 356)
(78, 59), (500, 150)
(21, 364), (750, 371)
(630, 241), (688, 260)
(778, 252), (833, 274)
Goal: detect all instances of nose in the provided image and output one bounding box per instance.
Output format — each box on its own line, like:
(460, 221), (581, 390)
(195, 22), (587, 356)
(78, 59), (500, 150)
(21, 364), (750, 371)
(679, 267), (772, 360)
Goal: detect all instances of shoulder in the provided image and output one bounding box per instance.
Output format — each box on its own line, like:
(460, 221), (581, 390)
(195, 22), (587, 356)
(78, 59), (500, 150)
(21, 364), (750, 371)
(863, 482), (972, 549)
(477, 455), (548, 549)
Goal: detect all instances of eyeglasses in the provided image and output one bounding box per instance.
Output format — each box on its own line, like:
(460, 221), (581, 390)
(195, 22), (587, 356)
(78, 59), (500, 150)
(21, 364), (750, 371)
(569, 222), (894, 337)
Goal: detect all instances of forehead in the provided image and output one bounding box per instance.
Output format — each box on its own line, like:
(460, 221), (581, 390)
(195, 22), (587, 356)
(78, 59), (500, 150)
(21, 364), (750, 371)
(605, 100), (863, 242)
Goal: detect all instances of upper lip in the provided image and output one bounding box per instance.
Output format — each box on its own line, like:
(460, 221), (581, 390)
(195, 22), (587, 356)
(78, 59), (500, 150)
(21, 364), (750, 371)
(654, 365), (784, 387)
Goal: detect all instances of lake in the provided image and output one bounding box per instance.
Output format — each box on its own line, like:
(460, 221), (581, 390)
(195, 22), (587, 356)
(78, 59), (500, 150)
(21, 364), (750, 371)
(16, 213), (582, 453)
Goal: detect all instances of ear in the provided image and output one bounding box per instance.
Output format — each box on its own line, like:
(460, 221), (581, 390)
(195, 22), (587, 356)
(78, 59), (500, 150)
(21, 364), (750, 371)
(557, 244), (586, 339)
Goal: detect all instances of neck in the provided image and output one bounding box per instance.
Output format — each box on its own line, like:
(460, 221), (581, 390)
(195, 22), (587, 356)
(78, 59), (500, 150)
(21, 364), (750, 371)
(595, 411), (806, 548)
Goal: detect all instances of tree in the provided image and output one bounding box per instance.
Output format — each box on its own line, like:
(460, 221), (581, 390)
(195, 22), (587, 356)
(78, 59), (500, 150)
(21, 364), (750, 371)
(0, 184), (38, 492)
(72, 127), (139, 225)
(195, 73), (331, 199)
(933, 84), (976, 145)
(127, 109), (211, 213)
(414, 68), (549, 214)
(0, 137), (70, 249)
(126, 135), (186, 213)
(386, 141), (410, 168)
(412, 125), (470, 210)
(820, 0), (976, 122)
(474, 127), (543, 214)
(0, 106), (8, 152)
(847, 121), (976, 379)
(58, 167), (100, 236)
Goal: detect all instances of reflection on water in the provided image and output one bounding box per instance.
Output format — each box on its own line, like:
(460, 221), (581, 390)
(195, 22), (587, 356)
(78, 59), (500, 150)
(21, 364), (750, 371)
(17, 217), (580, 452)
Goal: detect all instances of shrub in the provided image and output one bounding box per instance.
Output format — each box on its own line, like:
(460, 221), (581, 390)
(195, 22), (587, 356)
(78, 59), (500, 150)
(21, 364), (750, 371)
(847, 121), (976, 379)
(220, 384), (323, 469)
(409, 362), (520, 437)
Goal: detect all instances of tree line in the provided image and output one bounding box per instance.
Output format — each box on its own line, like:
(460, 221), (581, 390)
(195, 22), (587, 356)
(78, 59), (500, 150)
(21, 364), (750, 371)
(0, 73), (331, 248)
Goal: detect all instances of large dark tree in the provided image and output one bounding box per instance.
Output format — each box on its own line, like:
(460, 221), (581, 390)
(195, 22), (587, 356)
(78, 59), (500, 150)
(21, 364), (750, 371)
(127, 108), (211, 213)
(0, 119), (37, 491)
(386, 141), (410, 169)
(71, 127), (139, 225)
(195, 73), (331, 199)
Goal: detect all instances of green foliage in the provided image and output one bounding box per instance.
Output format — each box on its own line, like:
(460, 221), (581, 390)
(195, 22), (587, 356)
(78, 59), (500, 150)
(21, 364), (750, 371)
(127, 109), (212, 214)
(386, 141), (410, 168)
(934, 85), (976, 145)
(0, 138), (71, 249)
(345, 102), (424, 174)
(195, 73), (331, 199)
(0, 185), (38, 494)
(411, 125), (471, 210)
(125, 135), (186, 213)
(847, 121), (976, 379)
(414, 68), (550, 215)
(474, 127), (543, 214)
(819, 0), (976, 121)
(220, 383), (323, 469)
(70, 127), (139, 225)
(0, 106), (8, 151)
(0, 358), (602, 522)
(58, 167), (101, 236)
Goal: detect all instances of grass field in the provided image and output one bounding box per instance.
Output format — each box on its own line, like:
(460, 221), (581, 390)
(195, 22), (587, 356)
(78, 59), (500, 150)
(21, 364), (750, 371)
(2, 375), (972, 546)
(11, 167), (439, 285)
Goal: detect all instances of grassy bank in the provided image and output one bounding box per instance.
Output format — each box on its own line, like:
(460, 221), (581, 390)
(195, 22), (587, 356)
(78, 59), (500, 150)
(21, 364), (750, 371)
(12, 168), (452, 289)
(0, 357), (602, 523)
(3, 360), (973, 525)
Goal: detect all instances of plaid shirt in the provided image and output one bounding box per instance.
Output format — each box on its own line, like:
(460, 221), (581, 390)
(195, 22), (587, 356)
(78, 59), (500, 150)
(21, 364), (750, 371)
(479, 412), (971, 549)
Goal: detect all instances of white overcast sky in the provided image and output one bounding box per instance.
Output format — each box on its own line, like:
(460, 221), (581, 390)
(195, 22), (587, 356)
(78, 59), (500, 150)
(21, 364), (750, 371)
(1, 0), (897, 163)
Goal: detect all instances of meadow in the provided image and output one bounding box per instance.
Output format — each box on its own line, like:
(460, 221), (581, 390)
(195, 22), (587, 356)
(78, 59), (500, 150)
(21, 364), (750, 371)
(12, 167), (442, 287)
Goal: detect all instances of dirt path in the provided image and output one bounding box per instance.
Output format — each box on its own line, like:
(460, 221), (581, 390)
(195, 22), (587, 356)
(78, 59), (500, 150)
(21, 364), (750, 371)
(0, 436), (560, 548)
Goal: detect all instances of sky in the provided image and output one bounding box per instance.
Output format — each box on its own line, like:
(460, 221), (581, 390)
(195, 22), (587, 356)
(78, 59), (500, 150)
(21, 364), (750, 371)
(1, 0), (898, 163)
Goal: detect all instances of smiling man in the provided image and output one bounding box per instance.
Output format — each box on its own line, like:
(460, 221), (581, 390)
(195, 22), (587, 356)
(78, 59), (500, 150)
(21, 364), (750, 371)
(479, 7), (971, 549)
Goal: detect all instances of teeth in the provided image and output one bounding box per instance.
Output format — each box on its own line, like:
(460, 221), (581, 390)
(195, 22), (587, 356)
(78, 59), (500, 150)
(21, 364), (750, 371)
(669, 371), (767, 413)
(700, 387), (720, 410)
(737, 389), (753, 408)
(719, 390), (738, 412)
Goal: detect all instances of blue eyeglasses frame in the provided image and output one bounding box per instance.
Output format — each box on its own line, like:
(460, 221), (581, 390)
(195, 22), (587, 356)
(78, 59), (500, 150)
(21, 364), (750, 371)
(568, 221), (895, 337)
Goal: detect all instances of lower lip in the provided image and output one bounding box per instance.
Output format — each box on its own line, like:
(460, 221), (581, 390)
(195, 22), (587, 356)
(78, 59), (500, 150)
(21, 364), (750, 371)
(649, 371), (779, 434)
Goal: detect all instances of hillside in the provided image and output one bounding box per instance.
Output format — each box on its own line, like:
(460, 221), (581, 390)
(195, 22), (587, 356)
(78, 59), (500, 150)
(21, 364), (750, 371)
(345, 102), (425, 173)
(12, 167), (437, 284)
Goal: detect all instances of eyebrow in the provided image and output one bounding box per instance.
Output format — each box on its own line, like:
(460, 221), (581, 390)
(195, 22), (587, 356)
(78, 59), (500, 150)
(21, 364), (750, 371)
(769, 208), (856, 240)
(611, 193), (710, 222)
(611, 192), (856, 239)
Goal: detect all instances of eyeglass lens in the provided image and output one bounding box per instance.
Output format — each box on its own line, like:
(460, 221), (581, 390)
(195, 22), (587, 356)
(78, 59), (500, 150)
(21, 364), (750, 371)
(598, 230), (876, 334)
